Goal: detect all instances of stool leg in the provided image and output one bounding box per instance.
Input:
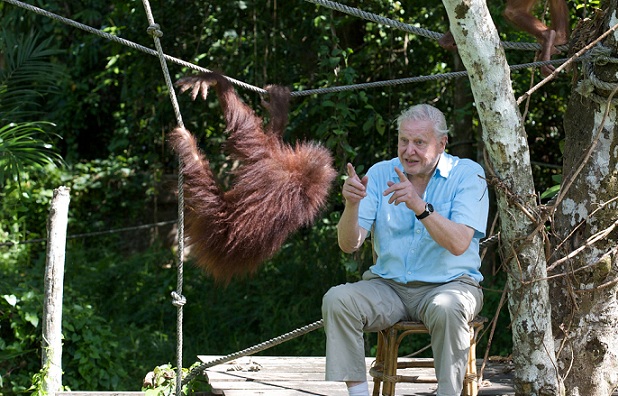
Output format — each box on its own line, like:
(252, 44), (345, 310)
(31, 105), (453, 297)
(382, 327), (398, 396)
(463, 325), (478, 396)
(372, 331), (385, 396)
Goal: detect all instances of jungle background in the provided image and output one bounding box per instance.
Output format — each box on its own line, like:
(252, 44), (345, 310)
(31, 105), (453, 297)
(0, 0), (590, 393)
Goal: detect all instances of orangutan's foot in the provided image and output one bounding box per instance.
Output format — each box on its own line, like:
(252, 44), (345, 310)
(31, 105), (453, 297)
(538, 29), (558, 77)
(438, 31), (458, 51)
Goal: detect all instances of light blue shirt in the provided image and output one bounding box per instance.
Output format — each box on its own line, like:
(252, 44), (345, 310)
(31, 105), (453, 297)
(358, 153), (489, 284)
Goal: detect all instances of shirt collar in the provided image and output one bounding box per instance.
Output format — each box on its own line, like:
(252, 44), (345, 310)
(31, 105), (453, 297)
(435, 152), (454, 178)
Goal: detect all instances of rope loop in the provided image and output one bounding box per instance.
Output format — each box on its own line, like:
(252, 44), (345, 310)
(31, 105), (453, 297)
(147, 23), (163, 38)
(578, 43), (618, 105)
(587, 43), (613, 64)
(171, 291), (187, 307)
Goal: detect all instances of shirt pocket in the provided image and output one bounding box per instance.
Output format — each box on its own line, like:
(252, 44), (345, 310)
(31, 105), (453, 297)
(433, 201), (453, 220)
(419, 201), (453, 241)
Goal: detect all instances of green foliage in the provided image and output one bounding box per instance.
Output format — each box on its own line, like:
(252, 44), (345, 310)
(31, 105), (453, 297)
(142, 363), (210, 395)
(0, 122), (64, 188)
(0, 165), (63, 257)
(66, 155), (162, 234)
(142, 364), (180, 396)
(1, 278), (44, 394)
(62, 299), (129, 390)
(541, 174), (562, 200)
(0, 29), (66, 189)
(0, 157), (165, 393)
(28, 365), (47, 396)
(0, 29), (65, 123)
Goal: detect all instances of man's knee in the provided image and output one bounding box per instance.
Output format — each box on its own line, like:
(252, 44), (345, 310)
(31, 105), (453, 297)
(322, 284), (355, 317)
(428, 300), (464, 323)
(423, 293), (469, 329)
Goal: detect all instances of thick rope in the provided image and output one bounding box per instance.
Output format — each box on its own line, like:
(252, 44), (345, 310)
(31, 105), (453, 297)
(140, 2), (187, 395)
(578, 43), (618, 105)
(180, 319), (325, 386)
(298, 58), (570, 96)
(303, 0), (569, 53)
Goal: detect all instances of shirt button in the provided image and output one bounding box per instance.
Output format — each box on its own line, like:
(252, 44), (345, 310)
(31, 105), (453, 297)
(407, 271), (412, 275)
(415, 229), (421, 234)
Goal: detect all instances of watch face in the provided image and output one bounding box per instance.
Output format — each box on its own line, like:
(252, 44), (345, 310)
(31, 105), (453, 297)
(427, 203), (434, 212)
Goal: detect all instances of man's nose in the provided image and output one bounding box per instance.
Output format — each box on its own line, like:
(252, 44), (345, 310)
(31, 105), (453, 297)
(405, 144), (417, 156)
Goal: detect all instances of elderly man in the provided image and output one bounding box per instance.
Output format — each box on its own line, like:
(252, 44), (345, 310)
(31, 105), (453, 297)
(323, 104), (489, 396)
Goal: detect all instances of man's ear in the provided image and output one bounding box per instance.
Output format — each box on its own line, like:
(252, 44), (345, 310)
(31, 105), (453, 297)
(440, 135), (448, 150)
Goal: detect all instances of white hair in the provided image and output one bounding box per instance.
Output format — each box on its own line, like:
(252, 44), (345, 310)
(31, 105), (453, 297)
(396, 104), (449, 139)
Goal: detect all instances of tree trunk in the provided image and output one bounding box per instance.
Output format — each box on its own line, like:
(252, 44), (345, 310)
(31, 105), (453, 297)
(440, 0), (565, 394)
(552, 2), (618, 394)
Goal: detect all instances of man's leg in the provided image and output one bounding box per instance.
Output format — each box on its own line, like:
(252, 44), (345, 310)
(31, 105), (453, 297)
(417, 277), (483, 396)
(322, 277), (407, 391)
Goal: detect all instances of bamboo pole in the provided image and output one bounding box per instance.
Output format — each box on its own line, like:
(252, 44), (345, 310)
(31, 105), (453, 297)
(42, 186), (71, 396)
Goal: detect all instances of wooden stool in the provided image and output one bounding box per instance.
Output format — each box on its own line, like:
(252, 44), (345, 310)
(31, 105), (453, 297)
(370, 317), (486, 396)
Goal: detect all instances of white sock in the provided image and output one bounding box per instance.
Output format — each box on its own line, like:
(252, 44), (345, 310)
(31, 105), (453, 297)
(347, 381), (369, 396)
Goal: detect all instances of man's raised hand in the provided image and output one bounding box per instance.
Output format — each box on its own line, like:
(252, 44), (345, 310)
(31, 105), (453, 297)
(342, 163), (368, 204)
(384, 167), (424, 212)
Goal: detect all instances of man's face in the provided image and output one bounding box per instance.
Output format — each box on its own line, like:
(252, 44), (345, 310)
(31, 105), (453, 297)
(397, 119), (447, 180)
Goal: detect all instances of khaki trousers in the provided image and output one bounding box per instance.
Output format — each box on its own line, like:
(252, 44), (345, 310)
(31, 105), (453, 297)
(322, 271), (483, 396)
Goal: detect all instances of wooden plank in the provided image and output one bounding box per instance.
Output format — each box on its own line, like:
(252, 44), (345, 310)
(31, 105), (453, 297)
(198, 356), (327, 372)
(57, 393), (145, 396)
(206, 370), (326, 382)
(223, 391), (340, 396)
(211, 381), (347, 396)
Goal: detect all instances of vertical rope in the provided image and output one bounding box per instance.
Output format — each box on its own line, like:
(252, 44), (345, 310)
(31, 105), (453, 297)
(140, 2), (186, 396)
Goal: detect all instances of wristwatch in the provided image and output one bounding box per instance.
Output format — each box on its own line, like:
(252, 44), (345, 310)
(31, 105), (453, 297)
(415, 202), (434, 220)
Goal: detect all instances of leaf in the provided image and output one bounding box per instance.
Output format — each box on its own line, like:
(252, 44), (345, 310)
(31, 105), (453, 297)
(0, 29), (65, 122)
(24, 311), (39, 328)
(3, 294), (18, 306)
(541, 184), (560, 200)
(0, 121), (64, 189)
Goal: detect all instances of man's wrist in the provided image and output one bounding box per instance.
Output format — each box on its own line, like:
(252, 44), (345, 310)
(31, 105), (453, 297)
(415, 202), (434, 220)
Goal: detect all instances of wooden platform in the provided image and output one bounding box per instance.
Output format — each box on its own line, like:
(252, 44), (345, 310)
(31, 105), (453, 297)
(198, 355), (517, 396)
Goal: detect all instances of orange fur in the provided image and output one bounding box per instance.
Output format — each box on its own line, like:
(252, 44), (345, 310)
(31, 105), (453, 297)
(168, 72), (337, 283)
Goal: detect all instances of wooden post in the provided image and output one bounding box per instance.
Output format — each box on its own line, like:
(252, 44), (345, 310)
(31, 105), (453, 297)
(42, 186), (71, 396)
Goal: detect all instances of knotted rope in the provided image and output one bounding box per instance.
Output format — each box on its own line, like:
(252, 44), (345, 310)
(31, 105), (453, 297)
(578, 43), (618, 105)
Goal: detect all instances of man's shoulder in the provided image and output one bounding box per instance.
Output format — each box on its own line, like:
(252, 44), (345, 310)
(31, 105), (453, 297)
(444, 153), (485, 176)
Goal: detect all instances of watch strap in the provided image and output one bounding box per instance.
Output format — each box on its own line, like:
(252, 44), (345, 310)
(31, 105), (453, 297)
(415, 203), (433, 220)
